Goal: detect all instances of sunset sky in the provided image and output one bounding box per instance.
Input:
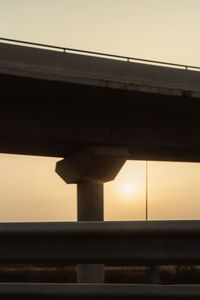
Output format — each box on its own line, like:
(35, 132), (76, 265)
(0, 0), (200, 222)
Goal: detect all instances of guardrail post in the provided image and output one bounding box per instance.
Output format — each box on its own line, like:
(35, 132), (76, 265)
(56, 146), (129, 283)
(148, 265), (161, 284)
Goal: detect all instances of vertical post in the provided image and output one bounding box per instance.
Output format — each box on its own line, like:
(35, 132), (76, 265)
(146, 161), (148, 221)
(148, 265), (161, 284)
(77, 181), (104, 283)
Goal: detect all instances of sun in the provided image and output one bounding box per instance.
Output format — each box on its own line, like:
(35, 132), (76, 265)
(120, 184), (135, 196)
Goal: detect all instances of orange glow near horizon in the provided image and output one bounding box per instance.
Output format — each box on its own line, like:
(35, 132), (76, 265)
(0, 155), (200, 222)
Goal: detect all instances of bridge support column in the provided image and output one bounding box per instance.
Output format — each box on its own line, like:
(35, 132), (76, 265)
(77, 181), (104, 283)
(56, 146), (129, 283)
(77, 181), (103, 221)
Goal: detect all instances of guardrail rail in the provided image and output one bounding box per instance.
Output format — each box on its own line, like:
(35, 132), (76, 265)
(1, 37), (200, 71)
(0, 221), (199, 298)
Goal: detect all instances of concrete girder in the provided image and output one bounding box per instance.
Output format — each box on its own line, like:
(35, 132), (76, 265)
(56, 146), (130, 184)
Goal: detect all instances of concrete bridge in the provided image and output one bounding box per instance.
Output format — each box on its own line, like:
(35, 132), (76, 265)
(1, 39), (200, 296)
(1, 40), (200, 161)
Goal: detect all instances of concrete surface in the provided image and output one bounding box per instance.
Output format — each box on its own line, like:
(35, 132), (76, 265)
(56, 146), (128, 183)
(1, 42), (200, 97)
(1, 42), (200, 161)
(77, 182), (104, 221)
(76, 179), (104, 283)
(56, 146), (127, 282)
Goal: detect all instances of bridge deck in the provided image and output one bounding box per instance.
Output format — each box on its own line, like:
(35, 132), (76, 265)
(1, 42), (200, 160)
(1, 42), (200, 97)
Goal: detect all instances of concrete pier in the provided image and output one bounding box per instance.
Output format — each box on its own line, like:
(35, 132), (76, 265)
(56, 146), (128, 283)
(77, 181), (104, 283)
(77, 181), (103, 221)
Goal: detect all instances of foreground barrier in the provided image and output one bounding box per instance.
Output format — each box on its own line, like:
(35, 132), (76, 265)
(0, 220), (200, 265)
(1, 220), (200, 298)
(0, 283), (200, 299)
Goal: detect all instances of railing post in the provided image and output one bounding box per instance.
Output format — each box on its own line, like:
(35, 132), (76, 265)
(148, 265), (161, 284)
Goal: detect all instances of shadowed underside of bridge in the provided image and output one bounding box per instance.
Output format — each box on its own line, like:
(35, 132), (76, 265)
(1, 42), (200, 161)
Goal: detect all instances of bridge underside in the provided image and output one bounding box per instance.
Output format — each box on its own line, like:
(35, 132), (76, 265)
(1, 73), (200, 161)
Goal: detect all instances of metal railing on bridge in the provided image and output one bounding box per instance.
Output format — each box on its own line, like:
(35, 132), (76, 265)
(1, 37), (200, 72)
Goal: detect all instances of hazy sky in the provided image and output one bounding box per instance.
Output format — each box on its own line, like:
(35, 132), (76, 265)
(0, 0), (200, 222)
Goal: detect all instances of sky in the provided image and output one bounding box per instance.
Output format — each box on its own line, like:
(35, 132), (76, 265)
(0, 0), (200, 222)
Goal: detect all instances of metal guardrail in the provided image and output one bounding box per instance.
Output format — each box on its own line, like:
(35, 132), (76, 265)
(1, 220), (200, 265)
(1, 37), (200, 72)
(0, 221), (200, 298)
(0, 283), (200, 299)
